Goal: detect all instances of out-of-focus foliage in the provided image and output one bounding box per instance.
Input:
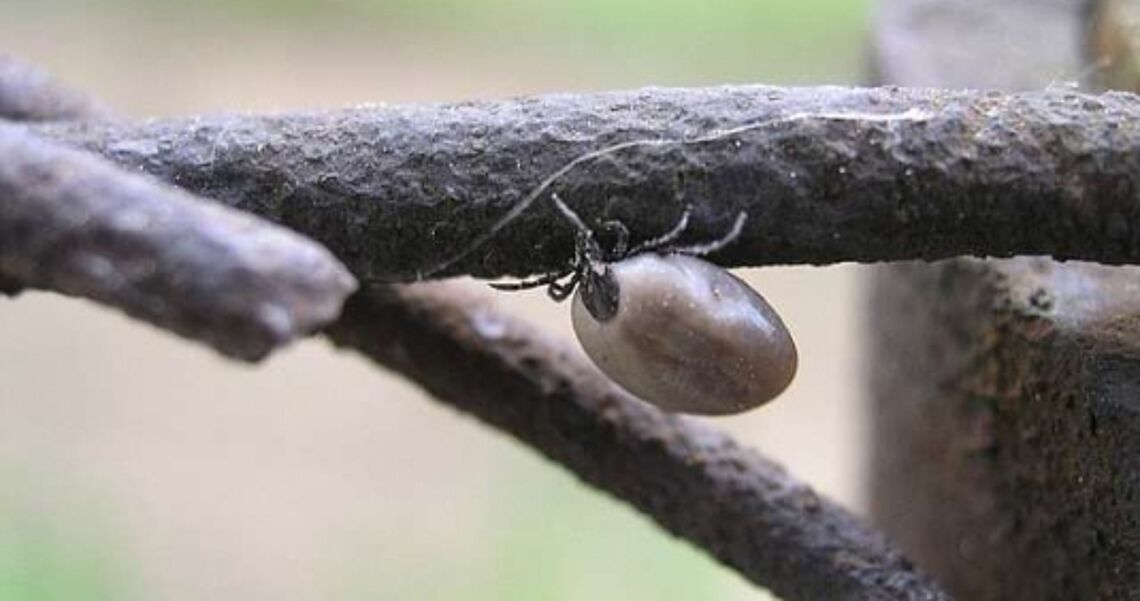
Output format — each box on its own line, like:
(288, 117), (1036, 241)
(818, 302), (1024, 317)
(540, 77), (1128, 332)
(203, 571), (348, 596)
(0, 477), (130, 601)
(329, 451), (774, 601)
(6, 0), (871, 83)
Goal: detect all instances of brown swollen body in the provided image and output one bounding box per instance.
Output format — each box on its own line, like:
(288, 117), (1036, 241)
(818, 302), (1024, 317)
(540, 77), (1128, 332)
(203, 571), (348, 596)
(571, 253), (797, 415)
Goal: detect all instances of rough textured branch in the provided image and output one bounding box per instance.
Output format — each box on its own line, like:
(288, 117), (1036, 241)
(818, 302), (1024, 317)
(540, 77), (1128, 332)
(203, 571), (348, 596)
(29, 85), (1140, 282)
(325, 284), (950, 601)
(0, 54), (107, 122)
(0, 124), (357, 361)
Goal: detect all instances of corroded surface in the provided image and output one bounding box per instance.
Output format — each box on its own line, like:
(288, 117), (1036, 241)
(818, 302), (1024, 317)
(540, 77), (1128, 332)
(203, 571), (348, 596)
(25, 84), (1140, 282)
(328, 284), (949, 601)
(869, 0), (1140, 599)
(870, 260), (1140, 600)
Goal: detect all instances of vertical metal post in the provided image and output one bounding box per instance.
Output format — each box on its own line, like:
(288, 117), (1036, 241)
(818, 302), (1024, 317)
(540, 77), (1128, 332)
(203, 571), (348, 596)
(869, 1), (1140, 599)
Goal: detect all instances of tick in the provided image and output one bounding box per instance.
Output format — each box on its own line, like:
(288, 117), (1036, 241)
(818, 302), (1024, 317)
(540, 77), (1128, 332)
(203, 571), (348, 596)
(493, 194), (797, 415)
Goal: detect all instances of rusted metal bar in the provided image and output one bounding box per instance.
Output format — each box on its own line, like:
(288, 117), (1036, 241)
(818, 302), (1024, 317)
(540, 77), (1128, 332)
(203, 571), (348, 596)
(23, 84), (1140, 282)
(326, 284), (951, 601)
(0, 123), (357, 360)
(868, 0), (1140, 599)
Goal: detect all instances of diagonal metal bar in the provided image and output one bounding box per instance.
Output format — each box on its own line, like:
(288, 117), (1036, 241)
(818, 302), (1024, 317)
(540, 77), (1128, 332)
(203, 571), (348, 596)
(0, 123), (357, 360)
(325, 284), (951, 601)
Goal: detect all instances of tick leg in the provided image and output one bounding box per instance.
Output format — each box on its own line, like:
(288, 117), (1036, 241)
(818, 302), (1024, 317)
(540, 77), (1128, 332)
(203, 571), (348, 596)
(548, 272), (582, 302)
(550, 193), (592, 237)
(632, 205), (693, 254)
(490, 268), (573, 291)
(671, 211), (747, 257)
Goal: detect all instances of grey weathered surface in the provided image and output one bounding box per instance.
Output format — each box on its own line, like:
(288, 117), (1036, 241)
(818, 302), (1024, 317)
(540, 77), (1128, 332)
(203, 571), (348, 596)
(327, 284), (951, 601)
(0, 123), (357, 360)
(869, 0), (1140, 599)
(23, 84), (1140, 282)
(870, 260), (1140, 600)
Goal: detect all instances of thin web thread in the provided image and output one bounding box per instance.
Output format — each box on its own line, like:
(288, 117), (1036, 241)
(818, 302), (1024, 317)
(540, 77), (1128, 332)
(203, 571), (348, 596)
(418, 107), (933, 279)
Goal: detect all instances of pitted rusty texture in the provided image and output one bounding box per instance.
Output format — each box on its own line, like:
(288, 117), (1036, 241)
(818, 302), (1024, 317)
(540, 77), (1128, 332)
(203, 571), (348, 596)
(869, 0), (1140, 599)
(26, 84), (1140, 281)
(327, 284), (950, 601)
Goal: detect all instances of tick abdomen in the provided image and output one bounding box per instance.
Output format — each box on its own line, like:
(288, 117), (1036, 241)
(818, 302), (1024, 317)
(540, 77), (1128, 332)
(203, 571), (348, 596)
(571, 253), (797, 415)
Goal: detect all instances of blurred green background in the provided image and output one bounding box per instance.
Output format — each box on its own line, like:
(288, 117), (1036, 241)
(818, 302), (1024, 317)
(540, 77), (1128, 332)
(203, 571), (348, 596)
(1, 1), (871, 600)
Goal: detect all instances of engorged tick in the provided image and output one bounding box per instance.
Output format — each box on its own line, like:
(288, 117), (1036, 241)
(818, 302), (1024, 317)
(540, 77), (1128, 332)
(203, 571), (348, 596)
(491, 194), (797, 415)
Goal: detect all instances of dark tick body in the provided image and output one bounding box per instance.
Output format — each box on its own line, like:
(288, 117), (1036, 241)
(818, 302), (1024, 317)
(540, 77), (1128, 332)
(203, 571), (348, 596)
(493, 194), (798, 415)
(571, 253), (797, 415)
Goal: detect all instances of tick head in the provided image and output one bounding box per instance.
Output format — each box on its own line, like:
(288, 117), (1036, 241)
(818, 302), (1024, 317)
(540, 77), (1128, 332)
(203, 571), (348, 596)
(579, 260), (620, 322)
